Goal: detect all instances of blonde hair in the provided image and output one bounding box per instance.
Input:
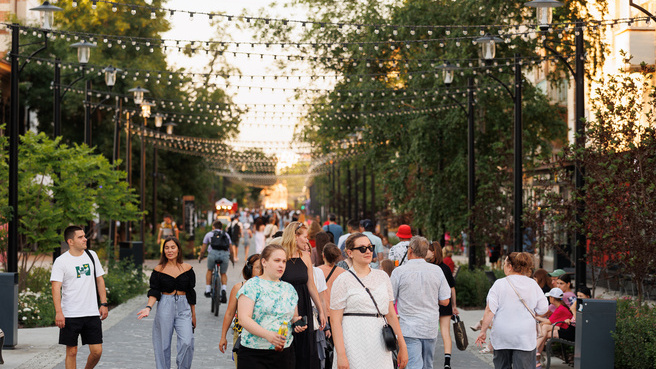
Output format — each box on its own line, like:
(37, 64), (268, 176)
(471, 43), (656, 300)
(281, 221), (307, 258)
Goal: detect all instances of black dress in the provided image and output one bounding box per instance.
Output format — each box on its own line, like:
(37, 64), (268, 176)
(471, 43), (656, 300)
(281, 257), (319, 369)
(438, 262), (455, 317)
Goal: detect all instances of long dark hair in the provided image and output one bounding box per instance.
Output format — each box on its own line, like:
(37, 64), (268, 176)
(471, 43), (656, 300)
(158, 236), (184, 267)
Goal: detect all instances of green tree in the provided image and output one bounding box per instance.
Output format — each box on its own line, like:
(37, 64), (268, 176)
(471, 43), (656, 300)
(0, 131), (141, 289)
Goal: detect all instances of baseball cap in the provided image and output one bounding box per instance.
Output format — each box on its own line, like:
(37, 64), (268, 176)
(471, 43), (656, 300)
(545, 287), (564, 299)
(549, 269), (566, 277)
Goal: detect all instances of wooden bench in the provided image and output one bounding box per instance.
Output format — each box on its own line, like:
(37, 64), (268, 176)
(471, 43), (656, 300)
(544, 321), (574, 368)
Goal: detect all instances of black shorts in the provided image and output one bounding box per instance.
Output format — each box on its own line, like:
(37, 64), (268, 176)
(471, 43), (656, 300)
(238, 345), (295, 369)
(59, 316), (103, 346)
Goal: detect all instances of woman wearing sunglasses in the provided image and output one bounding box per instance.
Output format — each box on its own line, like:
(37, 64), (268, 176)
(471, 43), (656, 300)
(330, 233), (408, 369)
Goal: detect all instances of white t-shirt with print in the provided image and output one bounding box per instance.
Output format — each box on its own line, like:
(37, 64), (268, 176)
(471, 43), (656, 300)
(50, 250), (105, 318)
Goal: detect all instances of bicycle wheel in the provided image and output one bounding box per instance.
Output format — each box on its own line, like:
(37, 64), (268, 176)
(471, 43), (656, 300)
(213, 268), (221, 316)
(210, 270), (216, 314)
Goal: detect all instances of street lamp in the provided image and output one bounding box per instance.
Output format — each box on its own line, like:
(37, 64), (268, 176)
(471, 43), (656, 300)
(525, 0), (564, 30)
(153, 112), (164, 128)
(103, 65), (121, 88)
(440, 62), (455, 86)
(129, 86), (149, 105)
(475, 34), (524, 254)
(29, 1), (62, 30)
(476, 34), (504, 61)
(70, 41), (96, 64)
(525, 0), (588, 289)
(139, 100), (155, 244)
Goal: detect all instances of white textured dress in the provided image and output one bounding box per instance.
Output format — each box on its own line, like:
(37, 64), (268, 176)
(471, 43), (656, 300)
(330, 268), (394, 369)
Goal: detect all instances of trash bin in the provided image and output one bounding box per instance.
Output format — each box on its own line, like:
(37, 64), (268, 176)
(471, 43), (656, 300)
(118, 241), (144, 267)
(575, 299), (617, 369)
(0, 272), (18, 347)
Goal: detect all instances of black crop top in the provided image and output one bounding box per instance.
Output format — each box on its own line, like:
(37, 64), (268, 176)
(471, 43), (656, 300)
(147, 269), (197, 305)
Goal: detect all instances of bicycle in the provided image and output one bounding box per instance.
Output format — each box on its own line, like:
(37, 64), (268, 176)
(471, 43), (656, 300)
(210, 259), (223, 316)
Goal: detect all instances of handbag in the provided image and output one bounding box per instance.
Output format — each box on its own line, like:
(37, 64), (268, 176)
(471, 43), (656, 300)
(451, 315), (469, 351)
(346, 270), (398, 352)
(232, 333), (241, 352)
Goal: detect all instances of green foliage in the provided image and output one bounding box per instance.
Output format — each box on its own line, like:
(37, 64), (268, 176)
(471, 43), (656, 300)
(613, 298), (656, 368)
(455, 267), (494, 308)
(104, 260), (148, 306)
(0, 131), (142, 288)
(18, 287), (55, 328)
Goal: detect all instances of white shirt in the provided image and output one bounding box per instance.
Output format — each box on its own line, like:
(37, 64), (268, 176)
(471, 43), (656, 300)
(50, 250), (105, 318)
(487, 275), (549, 351)
(388, 241), (410, 265)
(391, 259), (451, 339)
(337, 233), (351, 251)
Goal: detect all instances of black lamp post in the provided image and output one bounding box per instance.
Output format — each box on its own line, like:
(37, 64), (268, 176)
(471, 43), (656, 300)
(525, 0), (587, 289)
(140, 100), (155, 244)
(53, 41), (97, 143)
(7, 2), (62, 274)
(475, 34), (524, 253)
(441, 63), (478, 269)
(151, 113), (165, 235)
(124, 86), (149, 243)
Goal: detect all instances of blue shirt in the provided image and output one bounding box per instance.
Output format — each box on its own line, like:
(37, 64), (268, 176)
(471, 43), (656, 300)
(323, 223), (343, 242)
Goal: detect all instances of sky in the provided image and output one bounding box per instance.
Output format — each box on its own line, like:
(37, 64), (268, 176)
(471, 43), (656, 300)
(161, 0), (326, 171)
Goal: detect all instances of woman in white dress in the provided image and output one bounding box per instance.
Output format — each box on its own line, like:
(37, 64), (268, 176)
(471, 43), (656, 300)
(253, 218), (266, 254)
(330, 233), (408, 369)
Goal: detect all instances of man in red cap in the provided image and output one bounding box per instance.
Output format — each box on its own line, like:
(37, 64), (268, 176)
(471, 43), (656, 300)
(388, 224), (413, 266)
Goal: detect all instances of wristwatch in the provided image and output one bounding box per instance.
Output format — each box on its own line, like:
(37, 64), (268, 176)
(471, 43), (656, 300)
(100, 303), (108, 307)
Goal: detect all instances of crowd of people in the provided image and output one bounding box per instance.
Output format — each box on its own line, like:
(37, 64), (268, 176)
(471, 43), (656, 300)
(49, 213), (591, 369)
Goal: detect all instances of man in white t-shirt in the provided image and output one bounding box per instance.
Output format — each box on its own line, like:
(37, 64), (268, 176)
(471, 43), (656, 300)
(51, 225), (108, 369)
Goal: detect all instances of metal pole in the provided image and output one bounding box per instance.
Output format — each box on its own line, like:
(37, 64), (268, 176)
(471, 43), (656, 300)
(467, 77), (477, 270)
(152, 143), (158, 235)
(126, 112), (132, 242)
(574, 21), (587, 289)
(513, 53), (523, 253)
(8, 23), (19, 273)
(109, 97), (121, 254)
(370, 170), (375, 222)
(331, 161), (335, 216)
(354, 165), (359, 220)
(337, 164), (342, 225)
(84, 79), (91, 146)
(347, 163), (352, 221)
(362, 164), (367, 219)
(53, 59), (61, 138)
(141, 116), (146, 244)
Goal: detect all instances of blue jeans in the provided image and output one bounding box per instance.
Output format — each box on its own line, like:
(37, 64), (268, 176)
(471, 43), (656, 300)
(152, 295), (194, 369)
(405, 337), (437, 369)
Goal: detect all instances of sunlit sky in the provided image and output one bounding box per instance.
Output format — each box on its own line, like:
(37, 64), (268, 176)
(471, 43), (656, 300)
(162, 0), (328, 171)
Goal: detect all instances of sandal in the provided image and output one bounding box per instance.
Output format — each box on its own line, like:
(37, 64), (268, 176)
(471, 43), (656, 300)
(479, 347), (492, 354)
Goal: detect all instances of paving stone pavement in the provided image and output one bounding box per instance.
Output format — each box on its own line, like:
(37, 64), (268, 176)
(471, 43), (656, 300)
(47, 250), (493, 369)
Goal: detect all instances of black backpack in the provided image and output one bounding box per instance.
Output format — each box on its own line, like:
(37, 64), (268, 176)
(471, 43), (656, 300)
(228, 223), (241, 240)
(210, 230), (230, 251)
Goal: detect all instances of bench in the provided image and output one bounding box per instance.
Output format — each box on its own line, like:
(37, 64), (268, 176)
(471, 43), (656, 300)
(544, 321), (574, 369)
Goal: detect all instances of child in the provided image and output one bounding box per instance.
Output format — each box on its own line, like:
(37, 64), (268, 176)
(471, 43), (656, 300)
(535, 287), (573, 366)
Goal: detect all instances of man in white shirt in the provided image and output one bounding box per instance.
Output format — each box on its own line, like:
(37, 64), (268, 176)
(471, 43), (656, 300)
(51, 225), (109, 369)
(388, 224), (413, 266)
(391, 236), (451, 369)
(337, 219), (360, 252)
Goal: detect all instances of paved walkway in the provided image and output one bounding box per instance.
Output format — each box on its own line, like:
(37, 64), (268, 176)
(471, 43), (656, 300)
(7, 251), (573, 369)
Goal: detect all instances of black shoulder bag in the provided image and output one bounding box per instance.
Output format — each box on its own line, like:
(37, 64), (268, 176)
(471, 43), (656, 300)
(325, 265), (337, 282)
(346, 270), (398, 351)
(84, 249), (101, 307)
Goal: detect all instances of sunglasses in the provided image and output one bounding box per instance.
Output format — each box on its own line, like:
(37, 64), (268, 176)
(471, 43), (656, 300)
(351, 245), (375, 253)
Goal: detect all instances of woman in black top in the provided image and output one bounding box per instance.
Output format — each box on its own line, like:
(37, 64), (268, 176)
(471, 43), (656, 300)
(137, 237), (196, 369)
(427, 242), (458, 369)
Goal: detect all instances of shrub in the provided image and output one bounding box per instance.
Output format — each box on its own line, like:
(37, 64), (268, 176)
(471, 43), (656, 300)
(18, 287), (55, 328)
(455, 267), (495, 308)
(613, 297), (656, 368)
(104, 259), (148, 305)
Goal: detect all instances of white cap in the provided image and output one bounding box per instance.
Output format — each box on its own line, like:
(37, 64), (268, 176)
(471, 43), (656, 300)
(545, 287), (564, 298)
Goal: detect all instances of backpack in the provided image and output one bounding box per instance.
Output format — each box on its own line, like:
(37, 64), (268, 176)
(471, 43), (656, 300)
(228, 222), (241, 240)
(210, 230), (230, 251)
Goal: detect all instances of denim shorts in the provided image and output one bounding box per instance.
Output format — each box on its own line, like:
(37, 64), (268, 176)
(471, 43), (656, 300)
(207, 249), (230, 274)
